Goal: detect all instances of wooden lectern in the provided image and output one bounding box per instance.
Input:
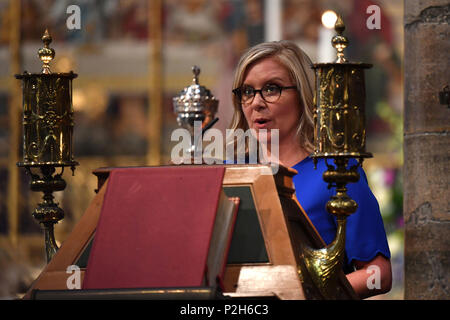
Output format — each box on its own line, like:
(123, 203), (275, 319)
(24, 164), (357, 300)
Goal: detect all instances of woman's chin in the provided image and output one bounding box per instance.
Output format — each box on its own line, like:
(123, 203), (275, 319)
(255, 129), (278, 145)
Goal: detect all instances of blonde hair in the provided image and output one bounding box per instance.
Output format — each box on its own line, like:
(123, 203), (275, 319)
(229, 40), (315, 153)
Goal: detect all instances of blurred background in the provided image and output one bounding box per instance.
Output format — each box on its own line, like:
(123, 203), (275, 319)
(0, 0), (403, 299)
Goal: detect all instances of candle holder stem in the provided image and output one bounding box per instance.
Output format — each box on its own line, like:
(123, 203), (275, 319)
(27, 166), (66, 262)
(302, 158), (359, 299)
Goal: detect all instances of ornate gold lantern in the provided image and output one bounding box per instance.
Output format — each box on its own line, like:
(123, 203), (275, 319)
(303, 16), (372, 299)
(16, 30), (78, 262)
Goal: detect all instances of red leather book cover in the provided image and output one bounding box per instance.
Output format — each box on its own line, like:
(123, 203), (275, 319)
(82, 166), (226, 290)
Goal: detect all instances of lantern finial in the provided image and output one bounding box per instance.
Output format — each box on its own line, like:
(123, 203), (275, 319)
(38, 29), (55, 74)
(331, 15), (348, 63)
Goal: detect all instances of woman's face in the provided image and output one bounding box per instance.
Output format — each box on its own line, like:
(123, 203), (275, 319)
(241, 57), (301, 145)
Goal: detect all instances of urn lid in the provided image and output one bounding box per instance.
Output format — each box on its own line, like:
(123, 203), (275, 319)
(173, 66), (218, 114)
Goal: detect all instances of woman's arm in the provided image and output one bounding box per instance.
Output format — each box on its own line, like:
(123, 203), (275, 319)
(346, 254), (392, 299)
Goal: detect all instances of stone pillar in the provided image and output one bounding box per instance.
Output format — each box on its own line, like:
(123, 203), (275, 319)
(404, 1), (450, 299)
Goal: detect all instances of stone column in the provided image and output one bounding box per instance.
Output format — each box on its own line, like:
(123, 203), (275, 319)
(404, 1), (450, 299)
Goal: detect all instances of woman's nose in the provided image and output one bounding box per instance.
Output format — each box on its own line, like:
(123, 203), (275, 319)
(248, 91), (267, 110)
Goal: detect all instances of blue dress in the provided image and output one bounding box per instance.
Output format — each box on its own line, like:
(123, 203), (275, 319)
(292, 156), (391, 273)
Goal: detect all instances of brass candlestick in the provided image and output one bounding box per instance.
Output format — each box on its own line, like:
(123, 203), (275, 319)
(303, 16), (372, 299)
(16, 30), (78, 262)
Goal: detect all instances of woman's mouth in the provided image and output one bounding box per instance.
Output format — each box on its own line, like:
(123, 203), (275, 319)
(253, 118), (272, 129)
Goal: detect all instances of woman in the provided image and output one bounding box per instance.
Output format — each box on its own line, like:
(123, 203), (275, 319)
(229, 40), (392, 299)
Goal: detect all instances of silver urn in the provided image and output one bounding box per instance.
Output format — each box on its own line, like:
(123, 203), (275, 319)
(173, 66), (219, 154)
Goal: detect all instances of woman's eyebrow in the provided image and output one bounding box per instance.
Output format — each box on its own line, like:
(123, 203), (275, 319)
(264, 77), (285, 83)
(242, 77), (286, 86)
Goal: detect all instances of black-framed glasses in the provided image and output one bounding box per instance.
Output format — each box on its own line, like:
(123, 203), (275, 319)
(232, 84), (297, 104)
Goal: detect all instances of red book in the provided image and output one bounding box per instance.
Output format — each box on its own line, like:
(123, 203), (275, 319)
(82, 166), (236, 290)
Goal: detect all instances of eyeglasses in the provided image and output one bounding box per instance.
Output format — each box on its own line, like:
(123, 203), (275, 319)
(232, 83), (297, 104)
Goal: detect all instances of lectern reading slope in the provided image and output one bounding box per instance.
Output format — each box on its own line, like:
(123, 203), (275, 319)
(26, 164), (357, 300)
